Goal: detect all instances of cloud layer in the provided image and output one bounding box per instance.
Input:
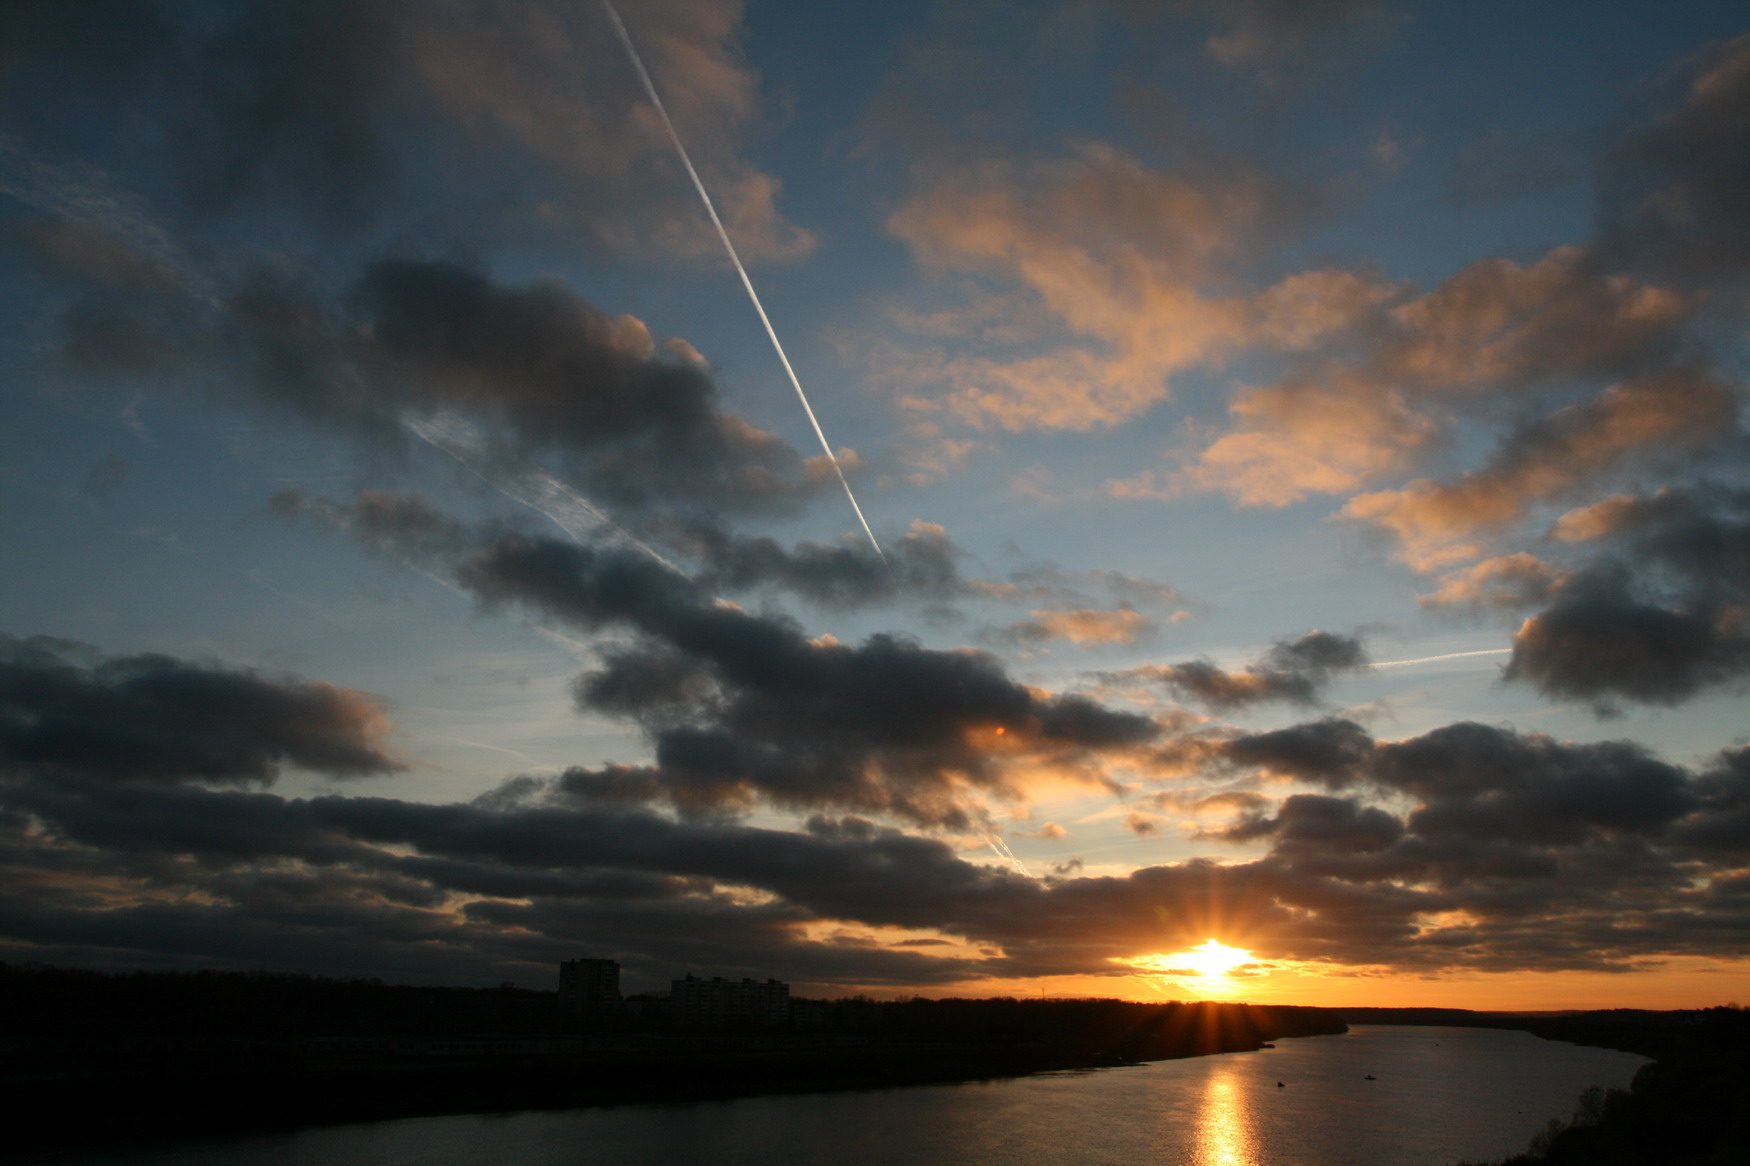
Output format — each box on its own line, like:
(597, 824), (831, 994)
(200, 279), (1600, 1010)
(1103, 631), (1369, 709)
(2, 4), (1745, 1007)
(0, 636), (399, 784)
(5, 693), (1746, 990)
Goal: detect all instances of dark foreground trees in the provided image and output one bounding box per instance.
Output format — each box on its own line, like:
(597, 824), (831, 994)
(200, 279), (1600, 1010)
(1, 962), (1344, 1151)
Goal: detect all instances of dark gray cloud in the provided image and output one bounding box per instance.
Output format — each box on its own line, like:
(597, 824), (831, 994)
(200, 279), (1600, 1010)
(1223, 718), (1374, 786)
(47, 254), (831, 522)
(1552, 484), (1750, 611)
(1507, 570), (1749, 709)
(1509, 485), (1750, 709)
(1376, 724), (1693, 845)
(355, 259), (817, 515)
(1211, 719), (1707, 925)
(5, 774), (358, 865)
(0, 0), (808, 259)
(2, 1), (411, 237)
(1598, 33), (1750, 287)
(1223, 717), (1698, 845)
(679, 520), (965, 609)
(277, 488), (1188, 627)
(5, 714), (1749, 988)
(1195, 721), (1749, 970)
(1217, 792), (1403, 851)
(1106, 630), (1369, 709)
(0, 635), (399, 784)
(0, 776), (1002, 987)
(1209, 719), (1707, 922)
(175, 0), (404, 230)
(1672, 747), (1750, 856)
(456, 532), (1158, 827)
(273, 492), (1163, 827)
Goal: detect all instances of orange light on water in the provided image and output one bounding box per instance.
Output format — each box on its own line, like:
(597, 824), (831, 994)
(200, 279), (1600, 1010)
(1196, 1065), (1260, 1166)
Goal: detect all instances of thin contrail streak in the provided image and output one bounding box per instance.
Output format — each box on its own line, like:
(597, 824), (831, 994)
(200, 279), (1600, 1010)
(403, 414), (683, 573)
(1373, 647), (1513, 669)
(600, 0), (884, 560)
(984, 832), (1034, 879)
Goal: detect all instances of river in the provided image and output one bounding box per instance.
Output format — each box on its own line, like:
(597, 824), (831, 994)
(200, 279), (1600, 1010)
(38, 1026), (1649, 1166)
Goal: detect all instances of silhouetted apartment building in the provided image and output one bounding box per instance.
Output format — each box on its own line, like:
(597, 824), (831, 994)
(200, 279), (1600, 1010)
(670, 974), (789, 1029)
(557, 958), (621, 1021)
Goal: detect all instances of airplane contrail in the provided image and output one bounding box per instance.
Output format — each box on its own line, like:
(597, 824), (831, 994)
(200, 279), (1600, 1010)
(1373, 647), (1513, 669)
(404, 413), (683, 572)
(600, 0), (884, 560)
(983, 832), (1034, 879)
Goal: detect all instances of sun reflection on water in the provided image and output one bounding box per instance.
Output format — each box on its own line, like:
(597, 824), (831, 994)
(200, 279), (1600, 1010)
(1195, 1066), (1260, 1166)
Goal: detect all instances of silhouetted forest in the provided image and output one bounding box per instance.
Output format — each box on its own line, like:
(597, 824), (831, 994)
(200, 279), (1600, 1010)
(0, 962), (1343, 1150)
(0, 962), (561, 1041)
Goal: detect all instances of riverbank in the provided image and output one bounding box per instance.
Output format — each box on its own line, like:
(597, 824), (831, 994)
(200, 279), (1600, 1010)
(1349, 1006), (1750, 1166)
(9, 1033), (1334, 1152)
(2, 965), (1345, 1153)
(15, 1024), (1651, 1166)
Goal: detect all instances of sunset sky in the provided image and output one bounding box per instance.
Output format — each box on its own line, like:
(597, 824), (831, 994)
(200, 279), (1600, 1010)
(2, 0), (1746, 1010)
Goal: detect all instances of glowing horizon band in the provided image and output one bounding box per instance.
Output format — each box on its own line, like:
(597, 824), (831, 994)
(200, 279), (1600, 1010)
(600, 1), (884, 560)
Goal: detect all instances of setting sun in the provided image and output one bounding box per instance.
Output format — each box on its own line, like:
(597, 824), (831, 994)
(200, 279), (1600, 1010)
(1180, 940), (1253, 980)
(1126, 940), (1260, 994)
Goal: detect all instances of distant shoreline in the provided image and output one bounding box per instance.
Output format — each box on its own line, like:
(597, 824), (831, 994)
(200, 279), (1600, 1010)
(11, 962), (1744, 1162)
(1, 964), (1345, 1155)
(11, 1032), (1339, 1155)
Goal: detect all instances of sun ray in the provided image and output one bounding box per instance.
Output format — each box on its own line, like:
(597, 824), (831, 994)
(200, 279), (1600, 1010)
(1180, 939), (1253, 980)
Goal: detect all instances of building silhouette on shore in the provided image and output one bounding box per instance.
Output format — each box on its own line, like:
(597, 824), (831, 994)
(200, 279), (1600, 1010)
(671, 974), (790, 1029)
(554, 959), (792, 1029)
(557, 958), (621, 1021)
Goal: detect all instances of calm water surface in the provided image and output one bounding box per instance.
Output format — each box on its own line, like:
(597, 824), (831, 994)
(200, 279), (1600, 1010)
(47, 1026), (1648, 1166)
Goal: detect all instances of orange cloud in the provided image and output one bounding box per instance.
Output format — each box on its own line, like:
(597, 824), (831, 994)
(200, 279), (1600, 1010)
(1342, 369), (1736, 569)
(1251, 267), (1399, 349)
(1551, 493), (1642, 543)
(1419, 553), (1565, 611)
(1009, 607), (1155, 647)
(885, 143), (1267, 432)
(1184, 375), (1433, 507)
(1183, 246), (1693, 509)
(1380, 246), (1688, 388)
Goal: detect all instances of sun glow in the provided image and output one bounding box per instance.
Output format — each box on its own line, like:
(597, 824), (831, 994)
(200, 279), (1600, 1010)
(1180, 939), (1253, 979)
(1125, 939), (1259, 995)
